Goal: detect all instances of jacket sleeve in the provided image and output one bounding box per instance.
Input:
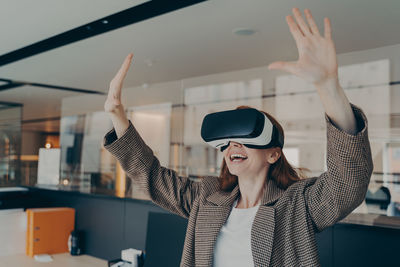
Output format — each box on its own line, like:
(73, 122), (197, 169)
(305, 103), (374, 232)
(103, 120), (199, 219)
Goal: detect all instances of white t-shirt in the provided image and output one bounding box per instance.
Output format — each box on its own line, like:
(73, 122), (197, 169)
(213, 198), (260, 267)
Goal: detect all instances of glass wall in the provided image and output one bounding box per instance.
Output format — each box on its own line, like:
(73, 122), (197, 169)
(58, 112), (116, 195)
(56, 53), (400, 220)
(0, 104), (22, 187)
(1, 40), (397, 221)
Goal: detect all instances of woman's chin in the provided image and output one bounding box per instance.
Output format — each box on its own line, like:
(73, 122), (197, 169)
(227, 165), (246, 177)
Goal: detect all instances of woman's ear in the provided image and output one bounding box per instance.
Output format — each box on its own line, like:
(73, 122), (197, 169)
(267, 148), (282, 164)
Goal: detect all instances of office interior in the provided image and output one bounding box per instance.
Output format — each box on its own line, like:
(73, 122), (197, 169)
(1, 0), (400, 266)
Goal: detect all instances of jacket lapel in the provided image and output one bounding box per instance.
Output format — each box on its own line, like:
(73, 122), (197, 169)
(206, 184), (239, 206)
(197, 179), (285, 267)
(252, 178), (285, 267)
(195, 185), (239, 266)
(195, 205), (232, 266)
(260, 178), (285, 206)
(251, 206), (275, 267)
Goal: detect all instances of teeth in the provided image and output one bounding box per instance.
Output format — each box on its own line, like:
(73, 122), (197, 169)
(230, 154), (248, 160)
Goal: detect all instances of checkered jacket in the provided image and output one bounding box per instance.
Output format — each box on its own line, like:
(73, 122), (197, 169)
(103, 103), (373, 267)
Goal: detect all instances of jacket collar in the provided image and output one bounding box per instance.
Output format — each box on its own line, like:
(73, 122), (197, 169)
(206, 177), (285, 207)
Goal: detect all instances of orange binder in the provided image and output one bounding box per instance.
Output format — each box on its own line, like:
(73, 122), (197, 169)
(26, 207), (75, 257)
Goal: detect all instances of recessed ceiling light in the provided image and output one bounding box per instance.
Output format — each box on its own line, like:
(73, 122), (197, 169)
(233, 28), (257, 36)
(144, 59), (155, 67)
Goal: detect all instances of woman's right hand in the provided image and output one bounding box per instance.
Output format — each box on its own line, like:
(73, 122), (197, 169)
(104, 53), (134, 113)
(104, 53), (133, 138)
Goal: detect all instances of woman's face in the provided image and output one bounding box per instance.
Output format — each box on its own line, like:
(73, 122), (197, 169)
(222, 141), (281, 178)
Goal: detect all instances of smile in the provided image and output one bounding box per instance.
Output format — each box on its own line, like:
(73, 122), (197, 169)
(229, 153), (248, 162)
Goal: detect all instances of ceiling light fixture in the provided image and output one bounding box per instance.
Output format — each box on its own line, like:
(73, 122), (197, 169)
(144, 59), (155, 67)
(232, 28), (257, 36)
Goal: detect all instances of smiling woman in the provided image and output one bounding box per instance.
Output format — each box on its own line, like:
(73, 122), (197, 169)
(2, 0), (400, 265)
(103, 8), (374, 267)
(218, 106), (310, 197)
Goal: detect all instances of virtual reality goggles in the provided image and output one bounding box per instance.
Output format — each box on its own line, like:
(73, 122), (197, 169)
(201, 108), (284, 152)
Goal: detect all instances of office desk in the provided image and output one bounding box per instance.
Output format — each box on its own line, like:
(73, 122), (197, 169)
(0, 253), (106, 267)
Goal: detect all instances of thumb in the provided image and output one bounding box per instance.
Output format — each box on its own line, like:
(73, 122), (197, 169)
(268, 61), (298, 74)
(112, 96), (121, 106)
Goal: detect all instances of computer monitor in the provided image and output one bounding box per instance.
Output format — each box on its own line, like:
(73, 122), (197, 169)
(144, 212), (188, 267)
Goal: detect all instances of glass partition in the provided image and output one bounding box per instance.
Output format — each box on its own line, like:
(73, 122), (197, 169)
(0, 19), (395, 226)
(0, 104), (22, 187)
(1, 2), (400, 236)
(58, 112), (118, 195)
(53, 55), (400, 222)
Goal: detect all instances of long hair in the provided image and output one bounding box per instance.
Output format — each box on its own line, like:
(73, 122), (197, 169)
(219, 106), (310, 192)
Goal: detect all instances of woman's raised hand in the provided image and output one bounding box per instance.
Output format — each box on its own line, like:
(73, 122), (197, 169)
(104, 54), (133, 138)
(268, 8), (338, 86)
(104, 53), (134, 113)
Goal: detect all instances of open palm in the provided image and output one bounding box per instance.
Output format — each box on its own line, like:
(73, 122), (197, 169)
(268, 8), (338, 85)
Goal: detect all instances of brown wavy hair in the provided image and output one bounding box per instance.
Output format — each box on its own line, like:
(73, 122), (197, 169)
(219, 106), (310, 192)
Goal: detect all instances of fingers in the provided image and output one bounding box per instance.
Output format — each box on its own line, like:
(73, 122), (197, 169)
(288, 8), (327, 39)
(108, 53), (134, 99)
(292, 8), (311, 36)
(286, 15), (304, 44)
(304, 9), (320, 36)
(324, 17), (332, 39)
(114, 53), (134, 86)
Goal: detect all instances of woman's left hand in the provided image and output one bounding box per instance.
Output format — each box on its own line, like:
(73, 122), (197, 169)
(268, 8), (338, 86)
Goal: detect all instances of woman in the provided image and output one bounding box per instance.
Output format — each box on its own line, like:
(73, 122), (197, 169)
(103, 8), (373, 267)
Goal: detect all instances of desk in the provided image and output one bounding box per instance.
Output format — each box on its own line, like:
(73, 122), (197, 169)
(0, 253), (107, 267)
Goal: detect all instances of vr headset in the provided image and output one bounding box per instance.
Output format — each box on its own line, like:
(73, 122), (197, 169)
(200, 108), (284, 152)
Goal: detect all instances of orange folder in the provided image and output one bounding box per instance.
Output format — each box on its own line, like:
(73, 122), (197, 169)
(26, 207), (75, 257)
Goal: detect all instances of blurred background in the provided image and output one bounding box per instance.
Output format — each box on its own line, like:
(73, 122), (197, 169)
(1, 0), (400, 217)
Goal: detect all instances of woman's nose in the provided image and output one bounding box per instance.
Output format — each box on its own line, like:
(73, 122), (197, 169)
(229, 141), (242, 147)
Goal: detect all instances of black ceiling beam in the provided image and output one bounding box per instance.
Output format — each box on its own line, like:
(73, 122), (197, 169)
(0, 78), (104, 94)
(0, 100), (23, 107)
(0, 78), (13, 83)
(390, 80), (400, 86)
(0, 0), (207, 67)
(0, 82), (25, 92)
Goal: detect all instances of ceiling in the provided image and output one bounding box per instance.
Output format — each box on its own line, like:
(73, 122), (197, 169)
(1, 0), (400, 132)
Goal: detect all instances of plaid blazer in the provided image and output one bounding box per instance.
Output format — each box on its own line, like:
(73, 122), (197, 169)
(104, 103), (373, 267)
